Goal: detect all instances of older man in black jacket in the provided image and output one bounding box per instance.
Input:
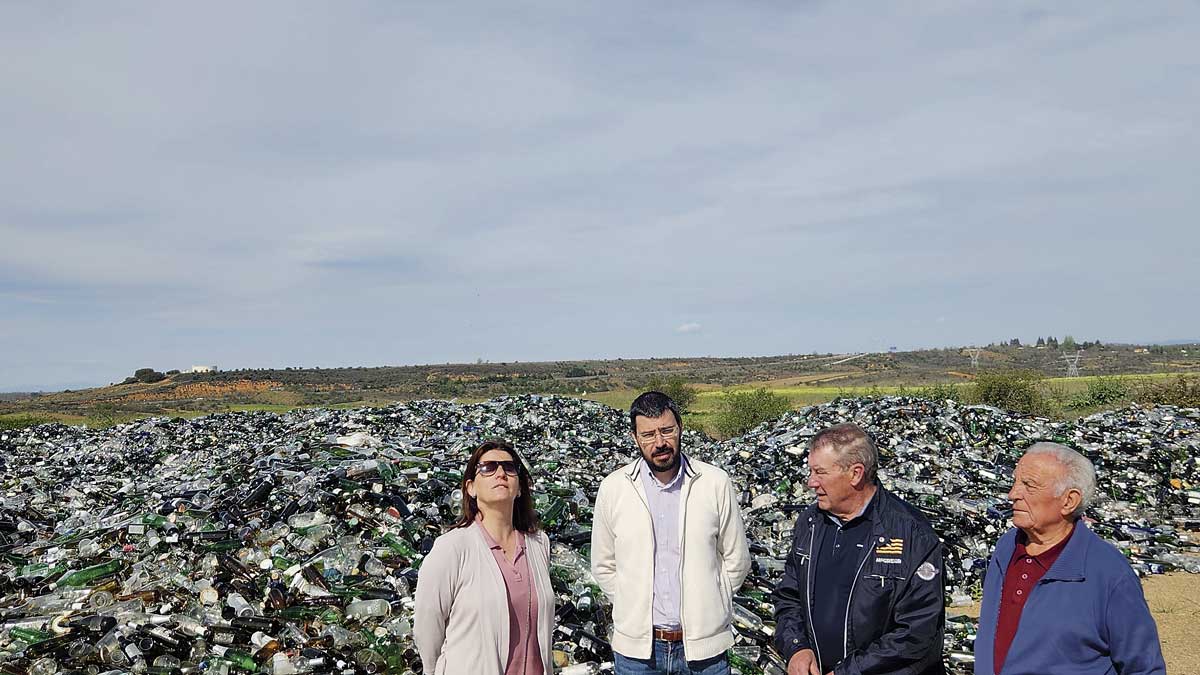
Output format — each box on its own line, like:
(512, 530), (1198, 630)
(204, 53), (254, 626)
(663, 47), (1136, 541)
(773, 423), (945, 675)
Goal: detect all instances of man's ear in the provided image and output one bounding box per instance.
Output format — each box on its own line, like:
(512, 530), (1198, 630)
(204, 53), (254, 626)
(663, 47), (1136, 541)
(852, 463), (868, 488)
(1061, 488), (1082, 518)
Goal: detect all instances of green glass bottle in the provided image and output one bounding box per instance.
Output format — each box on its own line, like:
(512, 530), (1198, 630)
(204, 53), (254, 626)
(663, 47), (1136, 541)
(57, 559), (122, 587)
(338, 478), (366, 493)
(213, 646), (257, 671)
(775, 477), (792, 496)
(377, 460), (396, 481)
(11, 627), (53, 644)
(728, 650), (763, 675)
(142, 513), (170, 529)
(380, 532), (418, 559)
(542, 497), (567, 528)
(547, 484), (576, 497)
(18, 562), (67, 579)
(202, 539), (243, 552)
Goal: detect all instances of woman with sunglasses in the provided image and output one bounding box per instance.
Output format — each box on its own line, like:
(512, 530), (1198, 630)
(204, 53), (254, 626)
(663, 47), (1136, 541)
(414, 439), (554, 675)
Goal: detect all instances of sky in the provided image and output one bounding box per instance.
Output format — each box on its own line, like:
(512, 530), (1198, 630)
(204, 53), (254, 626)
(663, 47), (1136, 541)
(2, 2), (1198, 391)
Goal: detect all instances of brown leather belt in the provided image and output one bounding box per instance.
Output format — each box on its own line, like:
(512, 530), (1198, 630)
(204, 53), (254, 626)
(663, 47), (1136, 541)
(653, 627), (683, 642)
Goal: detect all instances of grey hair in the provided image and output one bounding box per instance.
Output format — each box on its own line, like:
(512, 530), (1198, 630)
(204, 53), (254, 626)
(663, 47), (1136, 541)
(1024, 442), (1097, 519)
(809, 423), (879, 483)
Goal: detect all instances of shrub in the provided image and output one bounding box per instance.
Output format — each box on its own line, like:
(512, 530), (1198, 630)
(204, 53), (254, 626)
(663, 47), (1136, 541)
(564, 366), (592, 378)
(1068, 376), (1128, 409)
(713, 388), (791, 438)
(915, 382), (961, 402)
(133, 368), (166, 383)
(970, 370), (1048, 415)
(1133, 375), (1200, 408)
(0, 415), (53, 431)
(645, 376), (698, 414)
(87, 403), (123, 428)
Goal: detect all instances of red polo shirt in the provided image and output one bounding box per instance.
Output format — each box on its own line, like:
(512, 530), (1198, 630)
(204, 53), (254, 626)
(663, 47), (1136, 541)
(993, 524), (1075, 674)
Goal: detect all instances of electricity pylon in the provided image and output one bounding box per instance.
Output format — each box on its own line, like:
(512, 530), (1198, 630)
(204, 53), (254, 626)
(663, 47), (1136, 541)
(1062, 352), (1082, 378)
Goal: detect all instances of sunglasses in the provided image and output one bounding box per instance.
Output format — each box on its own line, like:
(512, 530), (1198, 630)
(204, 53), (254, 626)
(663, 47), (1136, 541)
(476, 460), (520, 477)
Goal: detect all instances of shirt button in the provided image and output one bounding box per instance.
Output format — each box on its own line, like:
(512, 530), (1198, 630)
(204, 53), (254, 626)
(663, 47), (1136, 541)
(793, 639), (800, 644)
(1026, 558), (1033, 564)
(1016, 589), (1023, 596)
(1021, 574), (1028, 580)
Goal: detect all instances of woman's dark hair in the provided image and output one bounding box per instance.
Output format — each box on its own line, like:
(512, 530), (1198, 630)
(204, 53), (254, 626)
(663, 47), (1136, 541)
(453, 439), (541, 534)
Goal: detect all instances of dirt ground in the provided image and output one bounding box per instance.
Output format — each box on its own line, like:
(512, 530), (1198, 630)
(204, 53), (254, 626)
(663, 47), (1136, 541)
(950, 573), (1198, 674)
(1144, 573), (1200, 674)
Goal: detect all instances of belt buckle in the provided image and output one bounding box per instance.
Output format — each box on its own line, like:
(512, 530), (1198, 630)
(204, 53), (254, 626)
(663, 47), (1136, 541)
(654, 627), (682, 642)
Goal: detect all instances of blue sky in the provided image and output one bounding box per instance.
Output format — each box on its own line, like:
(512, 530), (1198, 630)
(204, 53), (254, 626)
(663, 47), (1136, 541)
(2, 2), (1198, 391)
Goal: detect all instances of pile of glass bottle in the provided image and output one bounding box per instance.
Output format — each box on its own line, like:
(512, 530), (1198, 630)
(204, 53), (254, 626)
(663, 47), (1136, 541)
(0, 395), (1196, 674)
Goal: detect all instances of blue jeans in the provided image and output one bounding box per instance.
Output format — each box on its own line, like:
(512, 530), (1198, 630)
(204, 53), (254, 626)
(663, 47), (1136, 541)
(613, 641), (730, 675)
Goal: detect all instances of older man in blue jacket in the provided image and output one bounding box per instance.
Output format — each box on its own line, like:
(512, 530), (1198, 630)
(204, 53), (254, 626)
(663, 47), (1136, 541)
(975, 442), (1166, 675)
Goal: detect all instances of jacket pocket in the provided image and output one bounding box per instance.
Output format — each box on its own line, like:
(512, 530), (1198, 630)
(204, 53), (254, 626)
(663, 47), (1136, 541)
(857, 573), (902, 636)
(612, 572), (643, 638)
(717, 569), (732, 615)
(791, 543), (810, 567)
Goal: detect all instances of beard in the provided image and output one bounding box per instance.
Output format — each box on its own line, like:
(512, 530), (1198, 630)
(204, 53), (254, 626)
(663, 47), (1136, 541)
(647, 445), (681, 473)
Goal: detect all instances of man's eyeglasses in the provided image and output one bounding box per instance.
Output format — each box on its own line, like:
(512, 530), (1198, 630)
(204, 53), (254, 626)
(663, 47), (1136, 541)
(637, 426), (678, 443)
(476, 460), (520, 477)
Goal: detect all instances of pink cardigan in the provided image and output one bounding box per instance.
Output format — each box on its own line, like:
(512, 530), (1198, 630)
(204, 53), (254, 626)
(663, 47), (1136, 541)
(414, 525), (555, 675)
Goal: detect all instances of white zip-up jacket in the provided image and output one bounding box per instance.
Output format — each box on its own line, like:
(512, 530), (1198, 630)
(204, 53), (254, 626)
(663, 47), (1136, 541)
(591, 455), (751, 661)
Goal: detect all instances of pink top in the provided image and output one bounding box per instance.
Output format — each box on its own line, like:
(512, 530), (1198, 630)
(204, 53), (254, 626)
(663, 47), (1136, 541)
(476, 522), (544, 675)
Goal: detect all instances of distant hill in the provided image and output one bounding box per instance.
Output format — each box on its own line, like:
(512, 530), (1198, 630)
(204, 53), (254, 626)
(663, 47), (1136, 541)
(3, 342), (1196, 422)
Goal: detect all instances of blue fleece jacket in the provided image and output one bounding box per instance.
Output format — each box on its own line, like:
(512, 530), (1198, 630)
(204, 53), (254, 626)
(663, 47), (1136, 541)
(974, 523), (1166, 675)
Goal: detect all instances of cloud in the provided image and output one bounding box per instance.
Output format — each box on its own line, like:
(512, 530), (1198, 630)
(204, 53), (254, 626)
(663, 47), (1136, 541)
(1, 2), (1198, 389)
(676, 322), (702, 334)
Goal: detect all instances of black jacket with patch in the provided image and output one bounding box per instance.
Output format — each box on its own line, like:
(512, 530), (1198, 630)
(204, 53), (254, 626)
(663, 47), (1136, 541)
(772, 486), (946, 675)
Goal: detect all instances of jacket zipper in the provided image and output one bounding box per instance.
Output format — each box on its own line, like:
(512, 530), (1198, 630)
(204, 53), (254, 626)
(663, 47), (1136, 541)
(630, 462), (692, 655)
(677, 469), (690, 658)
(990, 554), (1004, 673)
(804, 521), (822, 673)
(843, 539), (876, 660)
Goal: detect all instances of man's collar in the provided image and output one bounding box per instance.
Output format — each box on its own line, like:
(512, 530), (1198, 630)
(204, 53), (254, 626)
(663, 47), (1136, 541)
(1029, 521), (1088, 581)
(642, 456), (688, 489)
(997, 520), (1091, 582)
(821, 485), (879, 527)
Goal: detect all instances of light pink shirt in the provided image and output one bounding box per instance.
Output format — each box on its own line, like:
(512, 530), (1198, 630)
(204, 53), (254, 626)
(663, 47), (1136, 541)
(476, 522), (544, 675)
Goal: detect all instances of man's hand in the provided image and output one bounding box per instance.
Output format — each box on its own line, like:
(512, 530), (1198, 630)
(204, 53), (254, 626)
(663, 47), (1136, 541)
(787, 648), (820, 675)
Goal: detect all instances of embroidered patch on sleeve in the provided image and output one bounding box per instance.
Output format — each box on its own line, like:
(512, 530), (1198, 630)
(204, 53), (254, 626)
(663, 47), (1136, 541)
(916, 561), (939, 581)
